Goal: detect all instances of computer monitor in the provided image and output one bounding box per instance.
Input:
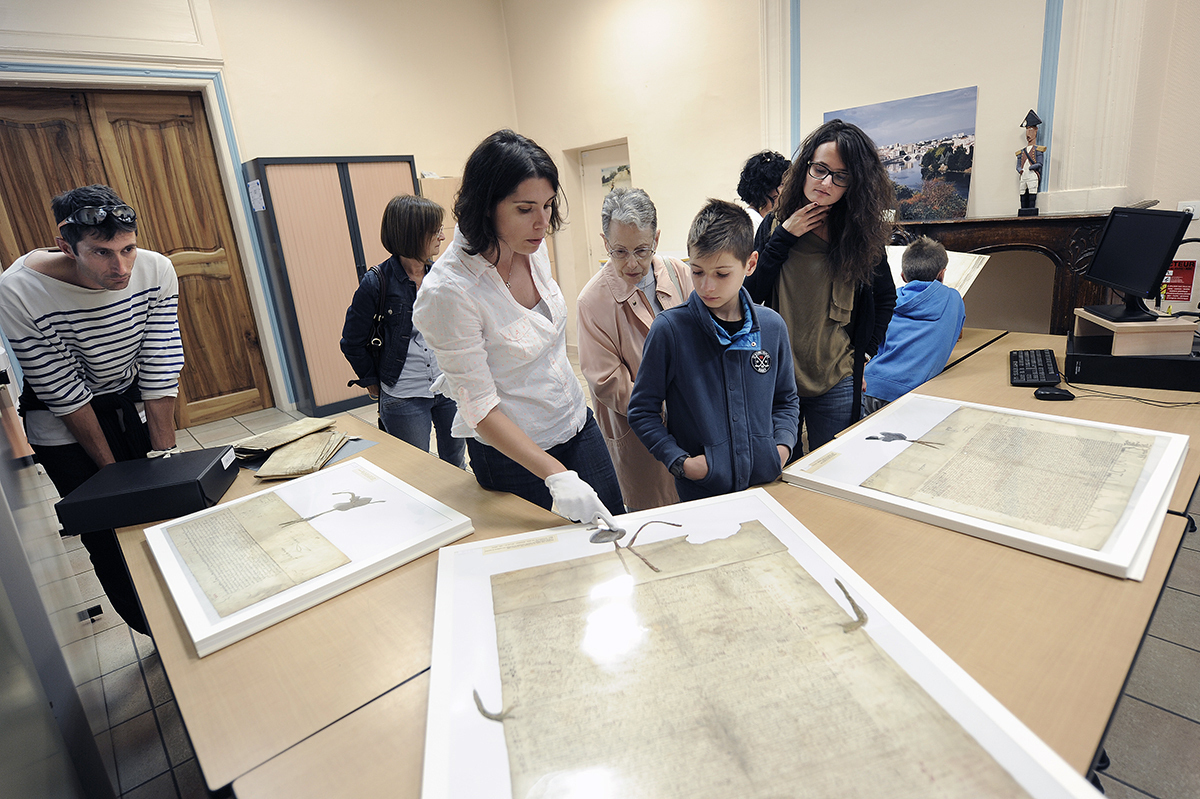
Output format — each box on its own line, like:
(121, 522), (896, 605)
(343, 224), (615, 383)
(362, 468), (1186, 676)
(1081, 206), (1192, 322)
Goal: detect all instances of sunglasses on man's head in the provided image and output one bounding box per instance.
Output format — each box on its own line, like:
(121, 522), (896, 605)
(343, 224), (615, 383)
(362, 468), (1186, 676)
(56, 204), (137, 229)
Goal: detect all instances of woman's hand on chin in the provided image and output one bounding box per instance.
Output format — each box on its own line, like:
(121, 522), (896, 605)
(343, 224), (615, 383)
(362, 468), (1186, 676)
(781, 201), (829, 238)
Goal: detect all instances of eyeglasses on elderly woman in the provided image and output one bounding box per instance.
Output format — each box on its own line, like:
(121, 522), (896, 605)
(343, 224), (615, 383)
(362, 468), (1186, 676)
(607, 246), (655, 262)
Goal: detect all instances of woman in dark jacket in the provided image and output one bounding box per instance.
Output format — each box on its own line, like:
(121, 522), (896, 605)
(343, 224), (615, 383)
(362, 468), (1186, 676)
(340, 195), (465, 467)
(746, 119), (897, 453)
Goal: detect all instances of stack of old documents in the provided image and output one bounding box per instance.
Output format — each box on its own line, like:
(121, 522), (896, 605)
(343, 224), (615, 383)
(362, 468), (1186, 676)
(231, 417), (351, 480)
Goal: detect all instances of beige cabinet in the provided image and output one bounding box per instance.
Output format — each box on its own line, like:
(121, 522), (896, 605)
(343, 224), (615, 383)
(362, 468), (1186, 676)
(244, 157), (418, 417)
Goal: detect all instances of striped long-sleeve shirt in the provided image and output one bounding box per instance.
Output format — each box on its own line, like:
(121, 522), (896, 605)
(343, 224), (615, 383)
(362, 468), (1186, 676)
(0, 248), (184, 446)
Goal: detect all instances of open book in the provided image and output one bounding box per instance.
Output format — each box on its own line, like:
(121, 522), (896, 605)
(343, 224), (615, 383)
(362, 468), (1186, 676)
(885, 246), (988, 296)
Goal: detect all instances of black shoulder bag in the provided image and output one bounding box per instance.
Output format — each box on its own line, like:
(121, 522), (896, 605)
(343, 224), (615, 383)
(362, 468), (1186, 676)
(365, 264), (388, 364)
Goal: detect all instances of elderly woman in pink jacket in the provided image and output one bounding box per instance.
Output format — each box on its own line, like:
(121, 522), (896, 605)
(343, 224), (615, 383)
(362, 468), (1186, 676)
(577, 188), (692, 510)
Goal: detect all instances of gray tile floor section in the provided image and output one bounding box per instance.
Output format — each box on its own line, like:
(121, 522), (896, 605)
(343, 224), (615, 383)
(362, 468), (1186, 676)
(43, 395), (1200, 797)
(1097, 496), (1200, 799)
(58, 513), (211, 798)
(41, 404), (379, 799)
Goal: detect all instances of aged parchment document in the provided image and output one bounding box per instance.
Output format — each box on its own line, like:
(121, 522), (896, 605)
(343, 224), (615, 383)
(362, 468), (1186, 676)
(862, 406), (1153, 549)
(166, 492), (349, 617)
(255, 430), (351, 480)
(231, 417), (334, 459)
(490, 522), (1030, 798)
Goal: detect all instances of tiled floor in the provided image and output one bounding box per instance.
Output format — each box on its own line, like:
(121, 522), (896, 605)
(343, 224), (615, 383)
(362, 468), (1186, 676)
(50, 393), (1200, 797)
(1099, 513), (1200, 799)
(60, 510), (208, 797)
(50, 404), (383, 799)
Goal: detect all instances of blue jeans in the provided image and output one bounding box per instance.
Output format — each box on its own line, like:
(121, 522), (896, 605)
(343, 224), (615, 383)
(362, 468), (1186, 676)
(378, 393), (466, 468)
(861, 394), (889, 416)
(466, 409), (624, 515)
(799, 374), (854, 454)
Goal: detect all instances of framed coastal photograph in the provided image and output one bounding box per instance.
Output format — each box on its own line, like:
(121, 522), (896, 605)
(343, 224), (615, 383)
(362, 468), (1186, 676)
(827, 86), (978, 220)
(782, 393), (1188, 579)
(422, 490), (1098, 798)
(144, 457), (473, 656)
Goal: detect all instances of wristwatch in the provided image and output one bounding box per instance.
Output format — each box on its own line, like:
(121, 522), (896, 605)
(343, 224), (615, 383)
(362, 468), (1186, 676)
(668, 455), (688, 479)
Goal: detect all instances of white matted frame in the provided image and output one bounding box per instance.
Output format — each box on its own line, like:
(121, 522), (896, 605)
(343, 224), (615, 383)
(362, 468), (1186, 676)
(422, 489), (1098, 798)
(145, 458), (471, 656)
(782, 393), (1188, 580)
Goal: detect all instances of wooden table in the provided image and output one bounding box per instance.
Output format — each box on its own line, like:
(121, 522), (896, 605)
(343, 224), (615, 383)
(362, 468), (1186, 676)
(798, 330), (1198, 772)
(198, 334), (1200, 796)
(776, 330), (1198, 775)
(924, 331), (1200, 511)
(234, 672), (431, 798)
(945, 326), (1007, 369)
(117, 414), (561, 791)
(765, 488), (1186, 775)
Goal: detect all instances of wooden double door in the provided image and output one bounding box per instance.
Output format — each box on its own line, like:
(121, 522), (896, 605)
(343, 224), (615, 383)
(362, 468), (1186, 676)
(0, 88), (273, 427)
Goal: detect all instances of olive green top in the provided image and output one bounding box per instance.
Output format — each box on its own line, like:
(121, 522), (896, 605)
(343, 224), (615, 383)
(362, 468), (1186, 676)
(775, 232), (855, 396)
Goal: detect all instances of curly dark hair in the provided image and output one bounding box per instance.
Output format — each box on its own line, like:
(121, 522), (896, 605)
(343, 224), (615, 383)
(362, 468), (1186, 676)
(454, 130), (564, 257)
(774, 120), (895, 286)
(736, 151), (790, 212)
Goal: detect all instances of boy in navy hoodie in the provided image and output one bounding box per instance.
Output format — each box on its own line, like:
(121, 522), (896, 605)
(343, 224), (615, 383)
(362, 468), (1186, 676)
(628, 199), (799, 502)
(862, 236), (966, 413)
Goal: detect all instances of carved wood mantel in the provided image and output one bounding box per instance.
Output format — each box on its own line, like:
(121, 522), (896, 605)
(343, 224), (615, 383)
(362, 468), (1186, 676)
(896, 213), (1109, 334)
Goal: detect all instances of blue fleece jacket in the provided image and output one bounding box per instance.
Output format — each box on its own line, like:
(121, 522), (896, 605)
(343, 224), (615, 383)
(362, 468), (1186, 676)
(628, 289), (800, 502)
(863, 279), (965, 403)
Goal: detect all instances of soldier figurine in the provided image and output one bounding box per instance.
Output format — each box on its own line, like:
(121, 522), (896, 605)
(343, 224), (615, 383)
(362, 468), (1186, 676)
(1016, 109), (1046, 216)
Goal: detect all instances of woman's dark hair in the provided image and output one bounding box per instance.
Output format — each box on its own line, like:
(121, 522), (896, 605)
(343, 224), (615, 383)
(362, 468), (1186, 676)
(454, 129), (564, 257)
(380, 195), (443, 261)
(774, 120), (895, 286)
(736, 151), (790, 212)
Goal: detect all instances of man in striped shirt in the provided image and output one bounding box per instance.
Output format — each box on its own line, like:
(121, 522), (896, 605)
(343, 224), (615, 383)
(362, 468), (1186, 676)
(0, 184), (184, 635)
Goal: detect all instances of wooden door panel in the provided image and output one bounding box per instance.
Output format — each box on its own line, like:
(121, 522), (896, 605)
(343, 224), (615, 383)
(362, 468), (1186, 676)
(170, 249), (257, 399)
(88, 92), (273, 426)
(88, 93), (216, 254)
(0, 89), (108, 268)
(0, 88), (274, 428)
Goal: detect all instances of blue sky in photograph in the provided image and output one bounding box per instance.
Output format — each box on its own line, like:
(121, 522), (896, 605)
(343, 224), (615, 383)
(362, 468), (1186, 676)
(825, 86), (978, 146)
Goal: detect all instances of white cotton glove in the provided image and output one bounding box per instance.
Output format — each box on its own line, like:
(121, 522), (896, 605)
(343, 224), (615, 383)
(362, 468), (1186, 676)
(147, 446), (181, 458)
(544, 470), (619, 530)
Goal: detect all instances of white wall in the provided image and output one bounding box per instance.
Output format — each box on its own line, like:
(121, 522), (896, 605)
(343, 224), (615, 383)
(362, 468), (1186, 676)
(209, 0), (519, 176)
(1152, 2), (1200, 208)
(796, 0), (1046, 219)
(3, 0), (1197, 357)
(501, 0), (765, 340)
(1152, 0), (1200, 260)
(793, 0), (1200, 322)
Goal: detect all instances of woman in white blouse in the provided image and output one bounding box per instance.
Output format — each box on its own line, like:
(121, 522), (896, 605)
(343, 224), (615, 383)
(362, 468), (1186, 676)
(413, 130), (622, 528)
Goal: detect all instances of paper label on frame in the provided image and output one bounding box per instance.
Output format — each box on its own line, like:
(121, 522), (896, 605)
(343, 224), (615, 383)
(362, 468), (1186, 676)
(483, 535), (559, 555)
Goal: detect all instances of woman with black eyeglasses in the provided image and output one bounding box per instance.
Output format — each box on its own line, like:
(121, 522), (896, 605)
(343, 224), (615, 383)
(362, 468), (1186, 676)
(746, 119), (897, 454)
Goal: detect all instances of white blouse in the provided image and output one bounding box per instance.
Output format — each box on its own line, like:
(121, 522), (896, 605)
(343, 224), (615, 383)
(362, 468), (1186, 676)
(412, 228), (587, 449)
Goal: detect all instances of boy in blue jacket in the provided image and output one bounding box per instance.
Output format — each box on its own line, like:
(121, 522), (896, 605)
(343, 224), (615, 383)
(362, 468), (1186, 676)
(863, 236), (966, 413)
(629, 199), (799, 502)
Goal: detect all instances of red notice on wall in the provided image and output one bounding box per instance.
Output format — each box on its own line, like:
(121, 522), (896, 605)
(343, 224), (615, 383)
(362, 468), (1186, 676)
(1162, 260), (1196, 302)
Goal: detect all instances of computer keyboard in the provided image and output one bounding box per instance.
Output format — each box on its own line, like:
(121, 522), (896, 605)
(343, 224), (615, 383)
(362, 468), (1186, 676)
(1009, 349), (1061, 386)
